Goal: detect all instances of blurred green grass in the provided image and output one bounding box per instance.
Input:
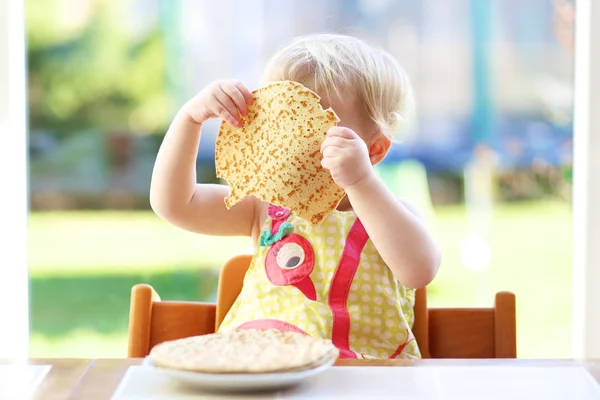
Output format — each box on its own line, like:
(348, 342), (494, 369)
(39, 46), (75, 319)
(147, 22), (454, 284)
(28, 200), (572, 358)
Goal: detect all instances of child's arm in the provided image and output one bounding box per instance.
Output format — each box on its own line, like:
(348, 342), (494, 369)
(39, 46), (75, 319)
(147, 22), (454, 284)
(346, 177), (441, 288)
(321, 127), (441, 288)
(150, 80), (258, 237)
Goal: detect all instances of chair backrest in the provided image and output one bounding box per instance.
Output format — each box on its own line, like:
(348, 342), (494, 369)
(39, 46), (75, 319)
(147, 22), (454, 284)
(128, 255), (516, 358)
(427, 292), (516, 358)
(214, 255), (252, 330)
(127, 285), (217, 357)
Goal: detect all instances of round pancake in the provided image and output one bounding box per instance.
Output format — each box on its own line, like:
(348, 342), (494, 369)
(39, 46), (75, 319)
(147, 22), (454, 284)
(215, 80), (344, 225)
(149, 329), (339, 374)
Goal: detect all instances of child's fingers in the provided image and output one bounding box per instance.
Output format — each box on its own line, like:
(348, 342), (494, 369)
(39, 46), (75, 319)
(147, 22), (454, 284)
(322, 142), (352, 158)
(233, 81), (254, 105)
(221, 82), (249, 116)
(321, 136), (352, 154)
(213, 90), (241, 127)
(321, 145), (340, 159)
(321, 157), (335, 170)
(212, 101), (239, 127)
(326, 126), (357, 139)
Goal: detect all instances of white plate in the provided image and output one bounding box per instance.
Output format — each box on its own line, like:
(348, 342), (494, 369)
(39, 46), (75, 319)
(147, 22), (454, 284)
(142, 356), (336, 393)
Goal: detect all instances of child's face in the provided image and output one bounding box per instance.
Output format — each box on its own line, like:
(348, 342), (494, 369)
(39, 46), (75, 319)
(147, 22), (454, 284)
(319, 88), (391, 166)
(320, 91), (372, 141)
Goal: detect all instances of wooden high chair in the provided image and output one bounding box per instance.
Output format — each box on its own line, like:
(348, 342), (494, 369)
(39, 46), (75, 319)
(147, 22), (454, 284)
(128, 255), (517, 359)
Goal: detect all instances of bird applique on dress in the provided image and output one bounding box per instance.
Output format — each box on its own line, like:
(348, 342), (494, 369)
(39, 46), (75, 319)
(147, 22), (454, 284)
(218, 204), (421, 360)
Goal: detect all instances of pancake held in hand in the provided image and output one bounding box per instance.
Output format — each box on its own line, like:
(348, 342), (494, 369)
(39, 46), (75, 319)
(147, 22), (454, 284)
(215, 80), (344, 225)
(149, 329), (339, 374)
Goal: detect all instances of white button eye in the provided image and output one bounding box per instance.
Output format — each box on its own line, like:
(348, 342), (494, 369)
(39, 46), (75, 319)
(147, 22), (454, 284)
(276, 242), (305, 269)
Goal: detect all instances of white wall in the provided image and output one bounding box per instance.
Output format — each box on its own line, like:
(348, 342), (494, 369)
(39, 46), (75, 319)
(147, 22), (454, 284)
(572, 0), (600, 359)
(0, 0), (29, 358)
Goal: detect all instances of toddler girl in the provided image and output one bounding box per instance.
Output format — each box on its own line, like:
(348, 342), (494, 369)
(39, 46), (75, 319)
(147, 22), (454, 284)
(150, 33), (441, 359)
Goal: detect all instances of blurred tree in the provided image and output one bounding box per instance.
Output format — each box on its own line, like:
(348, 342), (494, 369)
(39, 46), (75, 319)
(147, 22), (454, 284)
(26, 0), (170, 139)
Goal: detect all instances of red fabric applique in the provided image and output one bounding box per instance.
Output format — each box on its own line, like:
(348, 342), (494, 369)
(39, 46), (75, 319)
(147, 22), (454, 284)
(389, 330), (415, 359)
(268, 204), (291, 221)
(328, 218), (370, 359)
(264, 233), (317, 301)
(265, 204), (292, 242)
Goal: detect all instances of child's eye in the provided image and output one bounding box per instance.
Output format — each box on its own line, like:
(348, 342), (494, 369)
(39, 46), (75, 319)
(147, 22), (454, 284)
(275, 242), (306, 270)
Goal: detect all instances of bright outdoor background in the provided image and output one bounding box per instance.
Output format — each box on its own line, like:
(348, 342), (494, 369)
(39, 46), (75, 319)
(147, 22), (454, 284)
(26, 0), (575, 358)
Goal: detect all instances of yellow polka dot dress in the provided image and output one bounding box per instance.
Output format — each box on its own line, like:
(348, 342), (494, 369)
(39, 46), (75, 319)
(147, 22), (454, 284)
(218, 204), (421, 359)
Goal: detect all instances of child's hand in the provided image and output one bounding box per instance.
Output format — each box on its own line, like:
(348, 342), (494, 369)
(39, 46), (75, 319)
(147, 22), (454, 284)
(183, 80), (253, 127)
(320, 127), (374, 190)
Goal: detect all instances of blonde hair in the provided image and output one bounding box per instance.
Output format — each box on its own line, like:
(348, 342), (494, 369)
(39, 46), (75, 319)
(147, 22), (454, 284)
(261, 33), (414, 137)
